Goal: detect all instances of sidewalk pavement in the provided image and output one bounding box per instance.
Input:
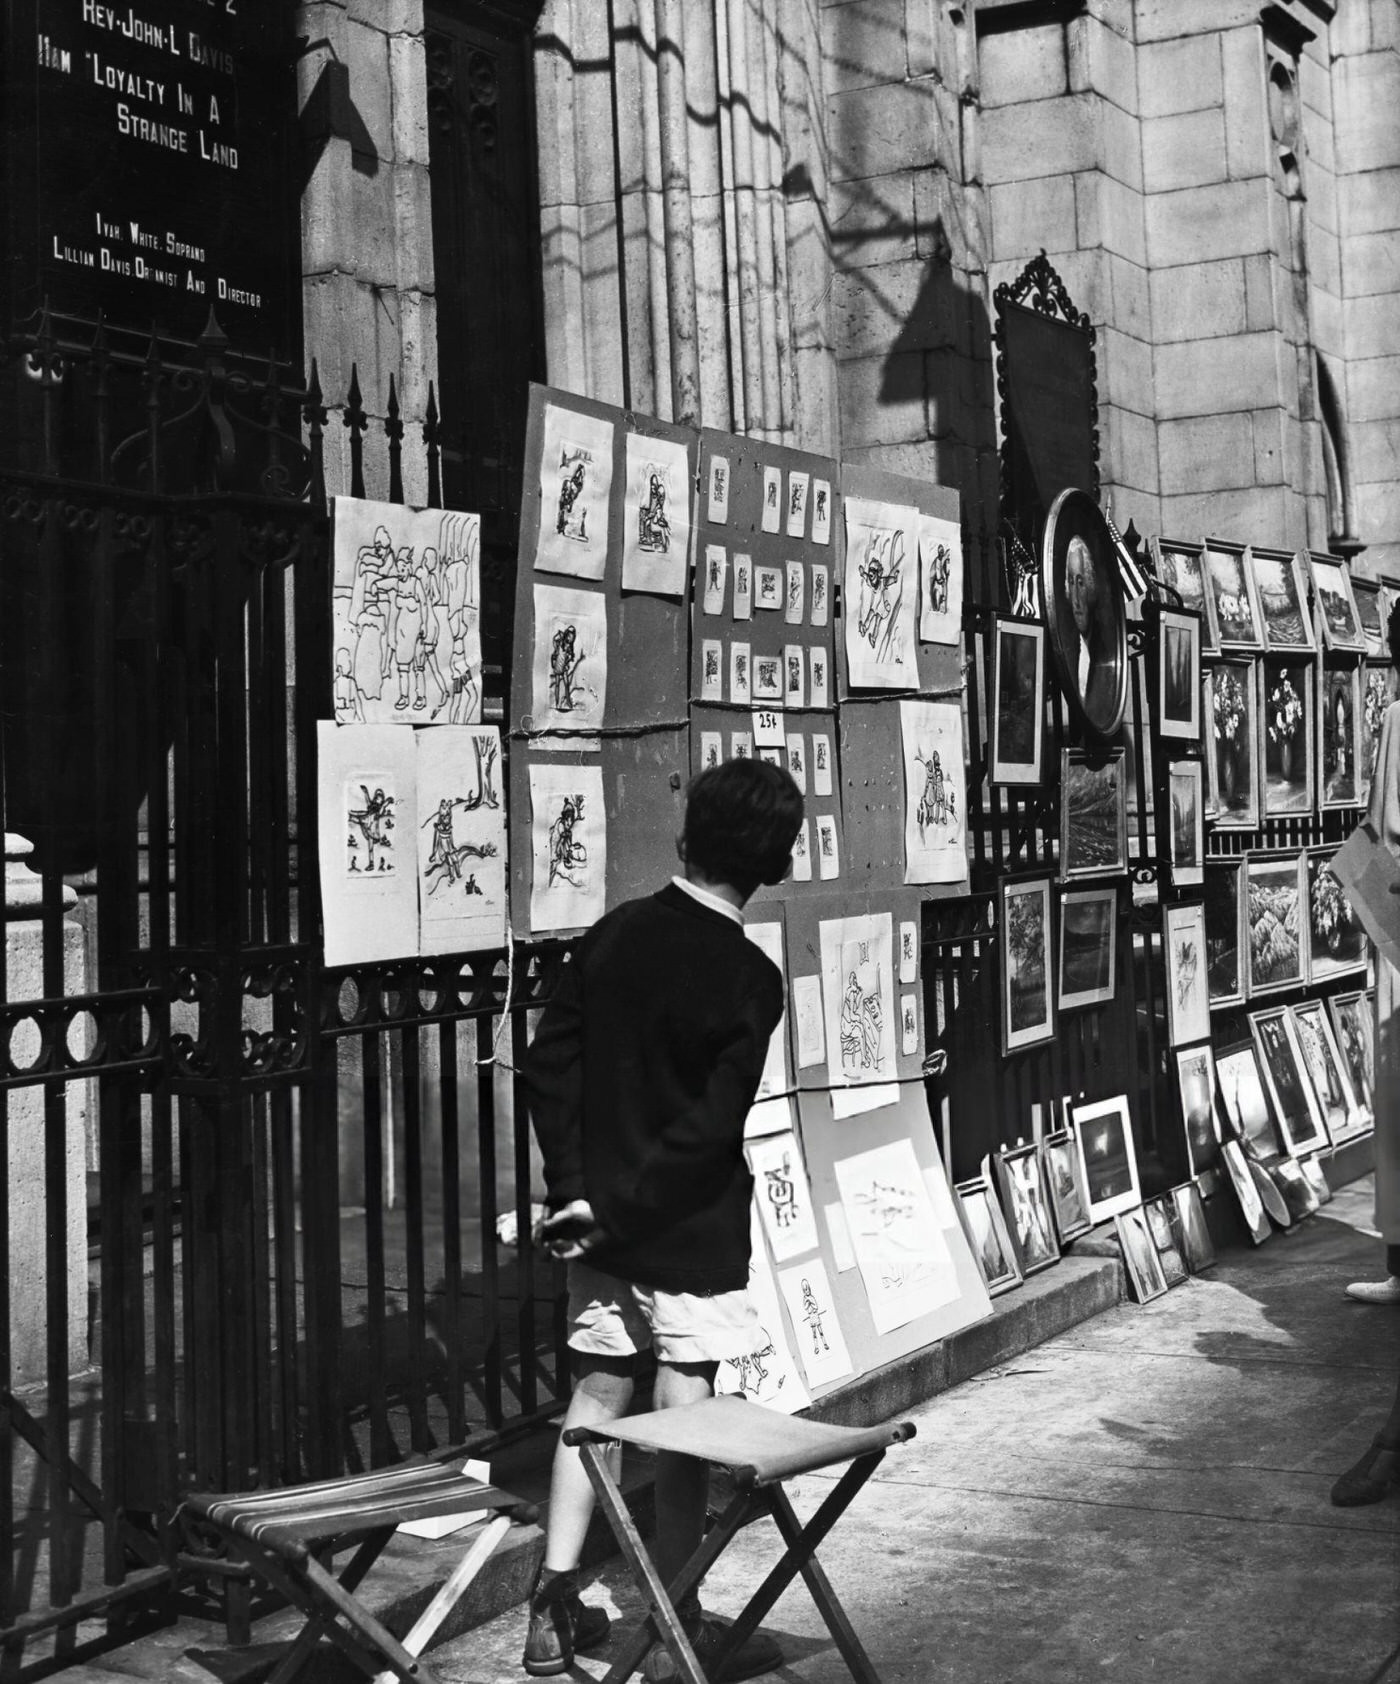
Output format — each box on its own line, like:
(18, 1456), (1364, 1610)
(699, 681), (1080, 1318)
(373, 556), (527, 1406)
(59, 1177), (1400, 1684)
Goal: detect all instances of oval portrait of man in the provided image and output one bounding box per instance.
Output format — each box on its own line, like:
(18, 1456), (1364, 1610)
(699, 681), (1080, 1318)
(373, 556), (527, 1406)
(1040, 488), (1128, 740)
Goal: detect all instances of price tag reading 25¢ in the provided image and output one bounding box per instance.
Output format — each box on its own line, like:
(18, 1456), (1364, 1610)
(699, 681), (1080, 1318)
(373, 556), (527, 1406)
(751, 708), (786, 749)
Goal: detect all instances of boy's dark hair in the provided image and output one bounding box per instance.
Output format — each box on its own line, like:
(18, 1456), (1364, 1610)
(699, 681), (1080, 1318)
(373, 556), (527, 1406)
(682, 759), (804, 893)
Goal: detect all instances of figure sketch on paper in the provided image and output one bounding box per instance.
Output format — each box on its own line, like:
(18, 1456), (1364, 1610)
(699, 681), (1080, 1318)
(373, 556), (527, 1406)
(421, 798), (498, 897)
(928, 542), (952, 615)
(849, 1175), (928, 1290)
(761, 1151), (798, 1232)
(839, 950), (885, 1078)
(799, 1277), (829, 1354)
(711, 460), (727, 507)
(787, 653), (802, 693)
(1174, 933), (1199, 1011)
(547, 793), (589, 889)
(855, 528), (906, 663)
(814, 484), (828, 528)
(346, 784), (396, 874)
(549, 624), (584, 712)
(727, 1330), (779, 1396)
(555, 440), (595, 543)
(705, 645), (722, 689)
(635, 461), (672, 553)
(787, 569), (802, 617)
(334, 649), (365, 723)
(813, 570), (827, 616)
(435, 512), (480, 723)
(915, 745), (958, 838)
(707, 551), (723, 596)
(766, 477), (779, 514)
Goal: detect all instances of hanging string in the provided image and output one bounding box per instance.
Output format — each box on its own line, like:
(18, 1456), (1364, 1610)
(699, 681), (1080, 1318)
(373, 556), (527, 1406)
(476, 922), (518, 1070)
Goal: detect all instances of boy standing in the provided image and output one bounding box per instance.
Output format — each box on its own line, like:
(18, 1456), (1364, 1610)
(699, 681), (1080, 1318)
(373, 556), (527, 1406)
(521, 759), (804, 1682)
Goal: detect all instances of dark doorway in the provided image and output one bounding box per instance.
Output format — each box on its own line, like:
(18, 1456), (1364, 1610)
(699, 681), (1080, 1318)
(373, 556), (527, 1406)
(425, 1), (546, 705)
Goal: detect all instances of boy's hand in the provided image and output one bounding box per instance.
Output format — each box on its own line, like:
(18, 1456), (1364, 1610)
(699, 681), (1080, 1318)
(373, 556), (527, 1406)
(534, 1199), (608, 1260)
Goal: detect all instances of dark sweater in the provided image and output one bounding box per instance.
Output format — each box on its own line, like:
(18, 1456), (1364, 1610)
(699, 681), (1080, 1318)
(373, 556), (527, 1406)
(522, 882), (785, 1294)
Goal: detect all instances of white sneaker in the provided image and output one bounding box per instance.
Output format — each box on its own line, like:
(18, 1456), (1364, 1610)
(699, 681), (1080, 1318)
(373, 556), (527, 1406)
(1345, 1277), (1400, 1304)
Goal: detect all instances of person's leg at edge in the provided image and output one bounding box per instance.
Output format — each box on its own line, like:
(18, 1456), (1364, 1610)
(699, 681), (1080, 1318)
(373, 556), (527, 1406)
(651, 1358), (718, 1608)
(1333, 1360), (1400, 1506)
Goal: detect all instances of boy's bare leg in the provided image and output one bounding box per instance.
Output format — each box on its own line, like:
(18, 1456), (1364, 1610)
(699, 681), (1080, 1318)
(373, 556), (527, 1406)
(652, 1359), (718, 1602)
(543, 1353), (635, 1572)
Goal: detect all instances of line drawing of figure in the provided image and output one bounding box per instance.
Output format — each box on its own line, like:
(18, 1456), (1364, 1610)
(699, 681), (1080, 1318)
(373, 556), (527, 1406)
(557, 451), (589, 541)
(711, 462), (726, 506)
(799, 1277), (829, 1354)
(814, 486), (828, 527)
(707, 552), (723, 596)
(1174, 935), (1198, 1011)
(759, 570), (778, 606)
(728, 1327), (776, 1396)
(787, 569), (802, 615)
(815, 739), (828, 774)
(856, 528), (905, 660)
(347, 784), (395, 873)
(548, 794), (588, 888)
(735, 652), (749, 690)
(735, 562), (750, 601)
(421, 795), (500, 895)
(790, 481), (804, 521)
(786, 653), (801, 695)
(637, 465), (671, 552)
(812, 655), (826, 691)
(916, 746), (956, 839)
(928, 542), (951, 615)
(413, 544), (449, 712)
(705, 646), (721, 688)
(839, 966), (884, 1076)
(766, 477), (778, 512)
(334, 648), (364, 723)
(435, 512), (480, 723)
(813, 571), (827, 614)
(386, 545), (434, 712)
(348, 523), (395, 702)
(762, 1153), (797, 1230)
(789, 744), (805, 780)
(549, 624), (584, 713)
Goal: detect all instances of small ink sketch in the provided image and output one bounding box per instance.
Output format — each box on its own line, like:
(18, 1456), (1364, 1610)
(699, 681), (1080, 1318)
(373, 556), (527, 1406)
(549, 623), (585, 713)
(705, 646), (721, 686)
(855, 527), (906, 663)
(813, 570), (827, 613)
(635, 460), (672, 553)
(728, 1329), (778, 1397)
(790, 743), (805, 779)
(736, 651), (750, 687)
(798, 1276), (829, 1354)
(927, 542), (952, 615)
(547, 793), (589, 889)
(815, 739), (829, 773)
(767, 478), (778, 510)
(556, 440), (595, 543)
(712, 461), (727, 503)
(914, 744), (957, 839)
(419, 747), (501, 901)
(901, 928), (915, 968)
(762, 1151), (798, 1230)
(754, 657), (782, 700)
(758, 569), (781, 607)
(815, 486), (828, 524)
(787, 653), (802, 692)
(838, 945), (885, 1079)
(345, 781), (396, 875)
(787, 570), (802, 615)
(707, 552), (723, 595)
(819, 823), (835, 858)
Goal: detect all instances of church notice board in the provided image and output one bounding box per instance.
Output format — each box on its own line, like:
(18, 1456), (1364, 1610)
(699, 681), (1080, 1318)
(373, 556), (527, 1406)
(509, 384), (696, 938)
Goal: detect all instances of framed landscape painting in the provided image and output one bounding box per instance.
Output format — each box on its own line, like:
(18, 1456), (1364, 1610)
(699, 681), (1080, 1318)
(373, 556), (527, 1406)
(1158, 608), (1201, 741)
(1260, 660), (1313, 818)
(1244, 853), (1306, 996)
(1000, 877), (1055, 1054)
(1058, 884), (1118, 1010)
(1308, 553), (1366, 654)
(1248, 546), (1314, 653)
(1060, 749), (1128, 879)
(1151, 538), (1219, 654)
(1351, 575), (1386, 660)
(1172, 1182), (1216, 1272)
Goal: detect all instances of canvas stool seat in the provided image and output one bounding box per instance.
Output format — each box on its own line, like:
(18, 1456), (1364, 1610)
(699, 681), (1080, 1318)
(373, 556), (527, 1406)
(181, 1458), (537, 1684)
(565, 1393), (915, 1684)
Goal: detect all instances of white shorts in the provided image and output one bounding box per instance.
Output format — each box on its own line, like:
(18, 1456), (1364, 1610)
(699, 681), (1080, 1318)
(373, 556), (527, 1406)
(566, 1260), (762, 1364)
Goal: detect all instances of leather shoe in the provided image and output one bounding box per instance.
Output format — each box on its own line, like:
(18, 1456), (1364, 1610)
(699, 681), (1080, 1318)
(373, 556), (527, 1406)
(642, 1611), (782, 1683)
(1332, 1437), (1400, 1507)
(521, 1575), (610, 1677)
(1345, 1276), (1400, 1304)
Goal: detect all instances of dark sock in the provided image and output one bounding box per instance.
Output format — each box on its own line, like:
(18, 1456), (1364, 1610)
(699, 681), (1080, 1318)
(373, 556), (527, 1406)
(1387, 1244), (1400, 1276)
(531, 1567), (579, 1608)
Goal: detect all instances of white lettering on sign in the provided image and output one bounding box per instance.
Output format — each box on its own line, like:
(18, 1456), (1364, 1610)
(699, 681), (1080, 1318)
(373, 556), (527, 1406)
(87, 52), (166, 105)
(37, 34), (73, 72)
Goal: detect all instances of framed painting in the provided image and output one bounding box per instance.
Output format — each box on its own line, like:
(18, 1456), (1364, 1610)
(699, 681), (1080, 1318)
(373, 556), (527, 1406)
(1361, 664), (1394, 809)
(1171, 1182), (1216, 1271)
(1248, 1006), (1327, 1158)
(1351, 575), (1386, 660)
(1168, 761), (1205, 888)
(1289, 999), (1363, 1145)
(1058, 884), (1118, 1010)
(1040, 488), (1129, 741)
(1116, 1207), (1169, 1303)
(1208, 658), (1259, 829)
(1158, 608), (1201, 742)
(999, 877), (1055, 1055)
(1244, 852), (1306, 996)
(1150, 537), (1219, 655)
(1327, 990), (1374, 1116)
(1260, 660), (1313, 818)
(1215, 1040), (1286, 1160)
(1174, 1043), (1220, 1180)
(1247, 546), (1315, 654)
(993, 1145), (1061, 1277)
(1220, 1139), (1271, 1245)
(953, 1176), (1023, 1298)
(1318, 663), (1361, 810)
(1203, 858), (1246, 1007)
(989, 617), (1046, 786)
(1308, 553), (1366, 654)
(1163, 902), (1210, 1047)
(1204, 540), (1263, 651)
(1143, 1195), (1189, 1289)
(1040, 1127), (1093, 1244)
(1060, 748), (1128, 879)
(1305, 846), (1366, 983)
(1071, 1094), (1142, 1224)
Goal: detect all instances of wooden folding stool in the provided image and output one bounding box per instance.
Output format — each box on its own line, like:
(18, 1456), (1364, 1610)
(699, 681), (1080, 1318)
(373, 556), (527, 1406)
(181, 1459), (537, 1684)
(566, 1394), (916, 1684)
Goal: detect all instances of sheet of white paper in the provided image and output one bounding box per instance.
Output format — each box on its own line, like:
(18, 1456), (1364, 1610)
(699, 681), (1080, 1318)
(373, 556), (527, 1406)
(707, 455), (730, 524)
(898, 920), (919, 983)
(830, 1081), (899, 1119)
(786, 472), (810, 539)
(813, 735), (834, 797)
(784, 645), (806, 708)
(700, 639), (724, 700)
(900, 994), (919, 1056)
(416, 727), (507, 954)
(819, 913), (895, 1091)
(777, 1257), (853, 1387)
(811, 564), (830, 627)
(748, 1130), (821, 1262)
(747, 922), (791, 1099)
(733, 556), (753, 621)
(811, 481), (832, 546)
(531, 582), (607, 731)
(792, 819), (812, 881)
(753, 653), (783, 702)
(700, 731), (722, 771)
(535, 405), (614, 580)
(701, 546), (727, 616)
(824, 1201), (857, 1272)
(793, 974), (825, 1067)
(318, 722), (419, 966)
(332, 497), (482, 727)
(745, 1095), (796, 1141)
(621, 432), (691, 596)
(816, 815), (840, 880)
(785, 561), (805, 625)
(900, 698), (967, 885)
(528, 761), (606, 933)
(834, 1137), (958, 1333)
(761, 467), (782, 533)
(755, 567), (782, 612)
(809, 648), (830, 709)
(843, 497), (919, 689)
(918, 513), (964, 645)
(787, 736), (807, 793)
(716, 1214), (810, 1412)
(752, 706), (785, 749)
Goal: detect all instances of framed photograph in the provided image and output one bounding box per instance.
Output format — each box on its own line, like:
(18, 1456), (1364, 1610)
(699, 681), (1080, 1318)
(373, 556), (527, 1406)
(1158, 608), (1201, 741)
(1150, 537), (1219, 655)
(1220, 1139), (1271, 1245)
(1174, 1043), (1221, 1179)
(1163, 902), (1210, 1047)
(1168, 761), (1204, 887)
(1171, 1183), (1216, 1272)
(1143, 1195), (1189, 1288)
(1208, 658), (1260, 829)
(1247, 546), (1315, 653)
(999, 877), (1055, 1054)
(1203, 859), (1246, 1007)
(1040, 488), (1130, 741)
(1361, 664), (1394, 809)
(1268, 1155), (1321, 1223)
(1318, 663), (1361, 809)
(1058, 884), (1118, 1010)
(989, 617), (1046, 786)
(1071, 1094), (1141, 1223)
(1204, 540), (1262, 651)
(1260, 660), (1313, 817)
(1215, 1041), (1286, 1159)
(1308, 552), (1366, 654)
(1351, 575), (1386, 659)
(1060, 748), (1127, 879)
(1248, 1007), (1327, 1158)
(1289, 1000), (1362, 1145)
(1116, 1207), (1169, 1303)
(993, 1145), (1061, 1276)
(1327, 989), (1374, 1114)
(1305, 847), (1366, 983)
(1040, 1127), (1092, 1244)
(1244, 852), (1306, 996)
(1301, 1154), (1333, 1206)
(953, 1176), (1023, 1297)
